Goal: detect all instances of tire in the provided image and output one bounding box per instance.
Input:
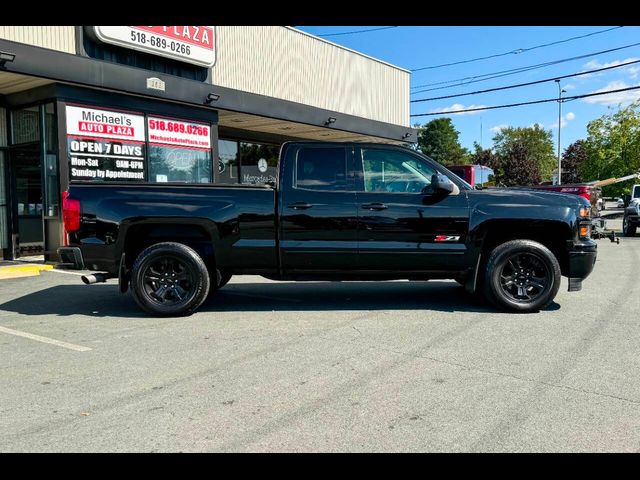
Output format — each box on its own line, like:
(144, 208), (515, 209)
(130, 242), (210, 317)
(623, 216), (637, 237)
(483, 240), (561, 313)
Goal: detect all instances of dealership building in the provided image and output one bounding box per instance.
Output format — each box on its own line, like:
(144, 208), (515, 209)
(0, 26), (415, 261)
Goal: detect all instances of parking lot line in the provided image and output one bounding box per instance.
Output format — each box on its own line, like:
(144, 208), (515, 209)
(0, 326), (92, 352)
(45, 269), (87, 276)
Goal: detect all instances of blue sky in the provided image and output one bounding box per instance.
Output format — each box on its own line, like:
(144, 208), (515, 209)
(296, 26), (640, 153)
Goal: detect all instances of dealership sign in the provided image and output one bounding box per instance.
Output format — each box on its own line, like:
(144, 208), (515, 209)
(147, 116), (211, 149)
(66, 105), (145, 141)
(66, 105), (146, 181)
(92, 26), (216, 67)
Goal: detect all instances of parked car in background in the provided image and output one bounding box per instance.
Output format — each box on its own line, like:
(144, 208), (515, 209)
(617, 198), (625, 208)
(623, 197), (640, 237)
(448, 164), (494, 188)
(527, 184), (602, 214)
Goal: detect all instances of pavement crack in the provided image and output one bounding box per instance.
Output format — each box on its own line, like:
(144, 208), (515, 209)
(380, 345), (640, 406)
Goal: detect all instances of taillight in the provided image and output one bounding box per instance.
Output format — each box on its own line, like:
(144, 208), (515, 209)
(62, 191), (81, 233)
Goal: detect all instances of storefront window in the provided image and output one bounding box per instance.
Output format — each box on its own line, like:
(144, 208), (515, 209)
(43, 103), (59, 217)
(239, 142), (279, 185)
(0, 151), (7, 251)
(218, 139), (239, 184)
(147, 115), (213, 184)
(149, 145), (211, 183)
(11, 106), (40, 144)
(0, 107), (7, 147)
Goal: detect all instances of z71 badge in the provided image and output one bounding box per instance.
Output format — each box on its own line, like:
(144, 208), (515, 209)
(434, 235), (461, 242)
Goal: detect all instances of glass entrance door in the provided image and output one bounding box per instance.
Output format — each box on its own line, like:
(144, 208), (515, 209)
(11, 143), (44, 255)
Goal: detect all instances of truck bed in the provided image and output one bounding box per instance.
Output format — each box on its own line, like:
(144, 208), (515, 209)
(67, 182), (278, 274)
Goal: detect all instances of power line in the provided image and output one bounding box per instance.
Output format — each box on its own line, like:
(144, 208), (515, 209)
(411, 85), (640, 117)
(314, 26), (397, 37)
(410, 41), (640, 92)
(411, 58), (640, 103)
(410, 26), (623, 72)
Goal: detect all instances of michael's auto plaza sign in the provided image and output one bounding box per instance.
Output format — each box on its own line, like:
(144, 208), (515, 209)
(92, 26), (216, 67)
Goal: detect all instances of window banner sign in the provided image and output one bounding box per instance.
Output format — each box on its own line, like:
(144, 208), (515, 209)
(147, 116), (211, 149)
(66, 105), (146, 181)
(92, 26), (216, 68)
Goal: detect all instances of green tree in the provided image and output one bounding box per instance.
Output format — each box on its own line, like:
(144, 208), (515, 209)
(561, 140), (588, 184)
(417, 118), (470, 166)
(500, 140), (541, 187)
(581, 101), (640, 197)
(492, 124), (556, 182)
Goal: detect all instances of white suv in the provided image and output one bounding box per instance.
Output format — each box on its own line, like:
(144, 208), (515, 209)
(623, 185), (640, 236)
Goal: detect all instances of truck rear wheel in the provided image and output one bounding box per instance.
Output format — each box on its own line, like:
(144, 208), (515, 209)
(130, 242), (210, 317)
(483, 240), (561, 313)
(623, 216), (637, 237)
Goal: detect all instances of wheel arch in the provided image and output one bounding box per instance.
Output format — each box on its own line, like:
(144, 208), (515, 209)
(467, 218), (573, 292)
(117, 218), (222, 275)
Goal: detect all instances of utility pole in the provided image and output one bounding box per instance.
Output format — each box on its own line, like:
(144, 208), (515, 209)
(555, 79), (566, 185)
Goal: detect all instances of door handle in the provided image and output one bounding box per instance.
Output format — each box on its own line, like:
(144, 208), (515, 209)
(361, 203), (388, 211)
(287, 202), (313, 210)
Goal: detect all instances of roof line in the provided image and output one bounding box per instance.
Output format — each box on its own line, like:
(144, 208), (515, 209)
(284, 26), (411, 74)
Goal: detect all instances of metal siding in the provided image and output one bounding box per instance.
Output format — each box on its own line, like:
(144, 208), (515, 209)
(0, 26), (76, 54)
(0, 26), (409, 127)
(211, 27), (409, 127)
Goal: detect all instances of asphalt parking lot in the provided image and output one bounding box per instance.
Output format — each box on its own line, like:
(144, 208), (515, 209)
(1, 230), (639, 452)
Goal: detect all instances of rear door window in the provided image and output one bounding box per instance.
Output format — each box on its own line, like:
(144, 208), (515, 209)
(294, 147), (347, 191)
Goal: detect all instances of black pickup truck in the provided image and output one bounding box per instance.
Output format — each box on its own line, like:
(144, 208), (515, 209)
(59, 141), (597, 316)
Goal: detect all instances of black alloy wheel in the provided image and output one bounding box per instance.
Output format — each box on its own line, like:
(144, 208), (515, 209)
(484, 239), (561, 312)
(142, 256), (195, 307)
(131, 242), (210, 316)
(498, 252), (551, 303)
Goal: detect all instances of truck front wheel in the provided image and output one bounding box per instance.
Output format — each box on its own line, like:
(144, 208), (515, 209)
(130, 242), (210, 317)
(483, 240), (561, 313)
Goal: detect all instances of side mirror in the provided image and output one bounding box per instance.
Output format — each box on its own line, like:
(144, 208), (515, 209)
(426, 173), (455, 195)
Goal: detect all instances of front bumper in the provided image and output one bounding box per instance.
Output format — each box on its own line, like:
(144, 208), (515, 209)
(566, 240), (597, 291)
(57, 247), (85, 270)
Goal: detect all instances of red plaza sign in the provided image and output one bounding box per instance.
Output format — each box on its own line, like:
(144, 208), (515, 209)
(92, 26), (216, 68)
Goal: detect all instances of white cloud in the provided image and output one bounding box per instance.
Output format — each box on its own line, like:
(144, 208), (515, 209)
(582, 80), (640, 105)
(581, 58), (640, 80)
(563, 83), (576, 91)
(429, 103), (487, 116)
(583, 57), (639, 70)
(549, 112), (576, 130)
(489, 124), (509, 133)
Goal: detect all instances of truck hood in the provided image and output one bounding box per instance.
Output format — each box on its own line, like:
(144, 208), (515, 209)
(465, 187), (588, 210)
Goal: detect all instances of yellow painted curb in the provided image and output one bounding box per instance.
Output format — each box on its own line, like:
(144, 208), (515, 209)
(0, 264), (54, 280)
